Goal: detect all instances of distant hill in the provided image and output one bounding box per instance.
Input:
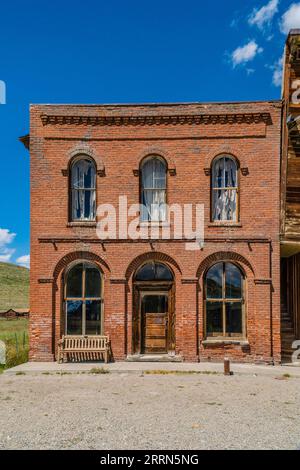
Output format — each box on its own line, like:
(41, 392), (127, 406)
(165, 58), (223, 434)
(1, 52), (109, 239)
(0, 262), (29, 310)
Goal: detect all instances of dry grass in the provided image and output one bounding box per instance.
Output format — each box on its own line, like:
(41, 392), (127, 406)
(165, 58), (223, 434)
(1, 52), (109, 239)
(0, 262), (29, 310)
(0, 318), (29, 371)
(89, 367), (110, 374)
(143, 370), (220, 376)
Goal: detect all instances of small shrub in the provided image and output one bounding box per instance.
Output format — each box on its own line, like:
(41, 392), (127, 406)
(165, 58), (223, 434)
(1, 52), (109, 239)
(89, 367), (110, 375)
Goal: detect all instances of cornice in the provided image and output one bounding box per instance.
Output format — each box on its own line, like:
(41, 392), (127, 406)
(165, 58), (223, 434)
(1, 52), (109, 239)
(40, 112), (272, 127)
(19, 134), (30, 149)
(38, 236), (271, 244)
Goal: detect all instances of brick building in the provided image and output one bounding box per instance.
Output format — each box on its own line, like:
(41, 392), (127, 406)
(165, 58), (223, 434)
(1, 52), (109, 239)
(20, 97), (284, 364)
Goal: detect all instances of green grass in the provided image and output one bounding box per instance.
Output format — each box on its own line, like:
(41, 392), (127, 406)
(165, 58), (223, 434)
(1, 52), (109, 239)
(89, 367), (110, 374)
(0, 262), (29, 311)
(0, 318), (29, 371)
(143, 370), (220, 376)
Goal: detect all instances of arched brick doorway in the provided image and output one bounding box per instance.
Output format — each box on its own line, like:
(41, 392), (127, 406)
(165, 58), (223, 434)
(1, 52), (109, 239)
(132, 261), (175, 355)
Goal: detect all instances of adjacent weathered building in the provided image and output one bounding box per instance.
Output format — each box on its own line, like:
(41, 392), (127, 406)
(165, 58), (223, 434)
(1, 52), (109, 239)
(281, 30), (300, 360)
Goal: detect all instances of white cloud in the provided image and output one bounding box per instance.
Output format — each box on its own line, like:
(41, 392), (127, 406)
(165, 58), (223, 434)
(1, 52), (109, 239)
(16, 254), (30, 269)
(272, 57), (284, 86)
(0, 228), (16, 247)
(280, 3), (300, 34)
(0, 228), (16, 263)
(0, 248), (15, 263)
(249, 0), (279, 30)
(231, 41), (263, 67)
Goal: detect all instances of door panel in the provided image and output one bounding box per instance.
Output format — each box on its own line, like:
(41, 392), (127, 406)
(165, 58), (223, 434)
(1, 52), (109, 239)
(141, 294), (168, 354)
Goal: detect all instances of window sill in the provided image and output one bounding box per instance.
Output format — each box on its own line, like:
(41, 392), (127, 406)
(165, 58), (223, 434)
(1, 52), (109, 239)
(67, 222), (97, 228)
(208, 222), (242, 228)
(202, 339), (249, 346)
(139, 221), (170, 228)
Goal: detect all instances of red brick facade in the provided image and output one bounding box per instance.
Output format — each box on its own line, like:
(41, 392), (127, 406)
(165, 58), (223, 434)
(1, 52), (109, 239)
(28, 101), (282, 363)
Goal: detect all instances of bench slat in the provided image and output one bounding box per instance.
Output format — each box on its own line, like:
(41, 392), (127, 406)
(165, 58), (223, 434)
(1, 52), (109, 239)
(58, 335), (111, 364)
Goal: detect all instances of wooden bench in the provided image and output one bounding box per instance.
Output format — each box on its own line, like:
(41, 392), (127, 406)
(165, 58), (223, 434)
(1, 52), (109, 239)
(57, 335), (111, 364)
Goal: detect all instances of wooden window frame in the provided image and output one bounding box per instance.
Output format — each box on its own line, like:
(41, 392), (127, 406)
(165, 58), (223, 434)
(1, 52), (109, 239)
(139, 156), (168, 223)
(69, 156), (97, 223)
(204, 262), (246, 340)
(211, 156), (239, 223)
(64, 262), (104, 336)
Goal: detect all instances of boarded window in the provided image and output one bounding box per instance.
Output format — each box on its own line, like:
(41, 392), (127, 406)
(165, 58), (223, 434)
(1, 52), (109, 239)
(212, 156), (238, 222)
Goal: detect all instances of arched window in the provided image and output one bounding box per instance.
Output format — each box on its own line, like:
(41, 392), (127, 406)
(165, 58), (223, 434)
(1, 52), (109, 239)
(212, 156), (238, 222)
(64, 262), (103, 335)
(135, 262), (173, 282)
(71, 157), (96, 221)
(140, 157), (167, 222)
(205, 262), (245, 338)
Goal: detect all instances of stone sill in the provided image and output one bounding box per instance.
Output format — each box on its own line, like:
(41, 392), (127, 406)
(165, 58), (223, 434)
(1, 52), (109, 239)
(208, 222), (242, 228)
(202, 340), (249, 347)
(138, 222), (170, 228)
(67, 222), (97, 228)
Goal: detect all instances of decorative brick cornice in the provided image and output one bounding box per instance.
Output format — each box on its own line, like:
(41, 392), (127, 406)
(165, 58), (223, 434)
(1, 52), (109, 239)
(52, 251), (110, 281)
(125, 251), (182, 279)
(196, 251), (255, 278)
(40, 112), (272, 127)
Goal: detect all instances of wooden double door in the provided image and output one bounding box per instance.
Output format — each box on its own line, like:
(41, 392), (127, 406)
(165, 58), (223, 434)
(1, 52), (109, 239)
(133, 285), (175, 355)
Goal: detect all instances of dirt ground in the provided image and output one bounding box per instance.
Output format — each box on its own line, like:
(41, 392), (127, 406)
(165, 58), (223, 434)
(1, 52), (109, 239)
(0, 370), (300, 450)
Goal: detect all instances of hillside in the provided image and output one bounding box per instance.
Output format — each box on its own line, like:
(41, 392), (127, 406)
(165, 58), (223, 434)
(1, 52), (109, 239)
(0, 262), (29, 310)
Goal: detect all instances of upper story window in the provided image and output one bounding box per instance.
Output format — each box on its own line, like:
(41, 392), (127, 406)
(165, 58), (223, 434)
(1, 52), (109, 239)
(140, 156), (167, 222)
(212, 155), (238, 222)
(71, 157), (96, 221)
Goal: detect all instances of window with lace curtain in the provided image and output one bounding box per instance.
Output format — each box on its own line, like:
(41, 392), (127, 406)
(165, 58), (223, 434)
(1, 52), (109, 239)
(212, 156), (238, 222)
(70, 157), (96, 221)
(140, 156), (167, 222)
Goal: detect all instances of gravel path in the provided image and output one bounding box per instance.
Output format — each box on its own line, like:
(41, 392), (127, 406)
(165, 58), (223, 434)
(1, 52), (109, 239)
(0, 371), (300, 450)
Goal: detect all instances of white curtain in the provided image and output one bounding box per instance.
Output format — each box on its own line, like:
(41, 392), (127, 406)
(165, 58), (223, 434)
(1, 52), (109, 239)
(213, 189), (237, 221)
(212, 156), (237, 221)
(141, 157), (167, 222)
(71, 158), (96, 221)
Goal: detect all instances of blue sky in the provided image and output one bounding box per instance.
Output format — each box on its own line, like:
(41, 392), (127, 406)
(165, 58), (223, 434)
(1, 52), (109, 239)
(0, 0), (299, 269)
